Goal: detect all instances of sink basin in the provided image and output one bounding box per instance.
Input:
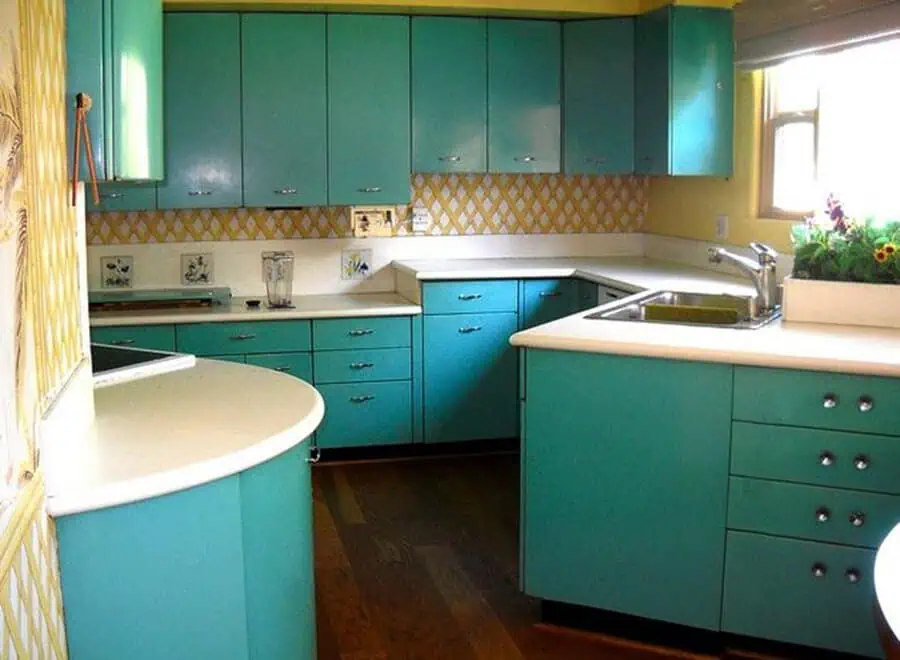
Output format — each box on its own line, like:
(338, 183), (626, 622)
(586, 291), (781, 330)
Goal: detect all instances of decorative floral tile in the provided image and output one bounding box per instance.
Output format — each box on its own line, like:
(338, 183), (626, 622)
(342, 249), (373, 281)
(181, 252), (213, 286)
(100, 256), (133, 289)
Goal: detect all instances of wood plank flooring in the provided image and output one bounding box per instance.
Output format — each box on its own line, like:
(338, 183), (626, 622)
(311, 453), (813, 660)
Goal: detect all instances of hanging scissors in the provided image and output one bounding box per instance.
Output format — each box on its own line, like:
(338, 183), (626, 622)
(71, 92), (101, 207)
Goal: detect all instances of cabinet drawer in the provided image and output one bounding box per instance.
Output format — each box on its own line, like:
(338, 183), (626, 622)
(728, 477), (900, 549)
(245, 353), (312, 382)
(312, 317), (410, 351)
(316, 381), (412, 449)
(422, 280), (518, 315)
(734, 366), (900, 436)
(176, 321), (311, 356)
(521, 279), (578, 329)
(91, 325), (176, 352)
(314, 348), (410, 384)
(722, 531), (881, 658)
(205, 355), (246, 364)
(732, 422), (900, 495)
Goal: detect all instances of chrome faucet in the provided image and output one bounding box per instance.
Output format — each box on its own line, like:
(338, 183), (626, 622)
(708, 242), (779, 313)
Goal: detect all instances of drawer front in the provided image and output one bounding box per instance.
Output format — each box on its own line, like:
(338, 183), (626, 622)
(205, 355), (246, 364)
(722, 531), (881, 658)
(728, 476), (900, 549)
(176, 321), (311, 356)
(734, 366), (900, 436)
(732, 421), (900, 495)
(521, 279), (578, 329)
(312, 317), (410, 351)
(422, 280), (518, 315)
(245, 353), (312, 382)
(316, 381), (412, 449)
(314, 348), (410, 384)
(91, 325), (176, 352)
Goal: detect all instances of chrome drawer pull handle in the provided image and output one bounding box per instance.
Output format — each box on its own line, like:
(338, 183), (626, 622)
(815, 507), (831, 523)
(823, 393), (839, 409)
(188, 190), (213, 197)
(350, 362), (374, 370)
(306, 447), (321, 464)
(849, 512), (866, 528)
(854, 454), (870, 471)
(275, 366), (292, 373)
(358, 187), (382, 193)
(857, 396), (875, 413)
(811, 563), (827, 578)
(539, 292), (562, 298)
(514, 155), (536, 163)
(585, 157), (607, 164)
(348, 329), (375, 337)
(819, 451), (836, 467)
(845, 568), (861, 584)
(459, 326), (482, 334)
(349, 395), (375, 404)
(111, 339), (135, 346)
(100, 192), (123, 200)
(230, 333), (257, 341)
(458, 293), (483, 301)
(438, 155), (461, 163)
(274, 188), (298, 195)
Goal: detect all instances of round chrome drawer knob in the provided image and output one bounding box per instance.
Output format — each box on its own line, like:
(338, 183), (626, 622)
(811, 563), (827, 578)
(819, 451), (836, 467)
(823, 394), (839, 409)
(854, 455), (870, 471)
(846, 569), (861, 584)
(815, 507), (831, 523)
(857, 396), (875, 413)
(850, 512), (866, 528)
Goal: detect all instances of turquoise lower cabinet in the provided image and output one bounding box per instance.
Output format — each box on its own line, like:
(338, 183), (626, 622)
(722, 531), (882, 658)
(312, 316), (410, 351)
(91, 324), (175, 352)
(314, 348), (410, 384)
(421, 280), (518, 315)
(246, 353), (313, 382)
(176, 320), (312, 356)
(522, 350), (731, 630)
(56, 444), (316, 660)
(423, 312), (518, 443)
(520, 279), (578, 329)
(315, 381), (412, 449)
(87, 183), (157, 213)
(207, 354), (247, 364)
(577, 279), (599, 311)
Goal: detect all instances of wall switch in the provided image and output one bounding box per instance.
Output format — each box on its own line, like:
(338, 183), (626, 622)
(411, 206), (432, 234)
(715, 214), (729, 241)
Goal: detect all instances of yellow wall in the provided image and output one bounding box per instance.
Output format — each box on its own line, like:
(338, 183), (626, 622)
(645, 70), (795, 254)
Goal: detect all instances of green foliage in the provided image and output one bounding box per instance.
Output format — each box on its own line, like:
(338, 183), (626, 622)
(791, 219), (900, 284)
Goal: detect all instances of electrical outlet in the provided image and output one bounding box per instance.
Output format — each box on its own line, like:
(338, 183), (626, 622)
(715, 214), (729, 241)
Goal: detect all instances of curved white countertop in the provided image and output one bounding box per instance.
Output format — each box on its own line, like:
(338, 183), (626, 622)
(44, 359), (324, 517)
(510, 294), (900, 377)
(876, 523), (900, 639)
(90, 292), (421, 327)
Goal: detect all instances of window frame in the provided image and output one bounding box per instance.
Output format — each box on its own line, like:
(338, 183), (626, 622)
(759, 71), (820, 220)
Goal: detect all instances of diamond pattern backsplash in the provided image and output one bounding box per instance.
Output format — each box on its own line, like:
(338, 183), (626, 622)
(87, 173), (649, 244)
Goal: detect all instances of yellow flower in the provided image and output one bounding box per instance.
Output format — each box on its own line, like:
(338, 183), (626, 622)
(874, 248), (889, 264)
(885, 243), (897, 255)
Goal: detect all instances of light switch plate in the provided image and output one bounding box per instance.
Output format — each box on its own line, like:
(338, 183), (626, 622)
(715, 214), (729, 241)
(350, 207), (396, 238)
(411, 206), (432, 234)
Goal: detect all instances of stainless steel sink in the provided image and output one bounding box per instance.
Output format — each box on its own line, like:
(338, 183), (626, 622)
(586, 290), (782, 329)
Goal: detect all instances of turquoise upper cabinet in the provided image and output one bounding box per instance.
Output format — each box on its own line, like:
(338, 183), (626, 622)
(635, 7), (734, 176)
(563, 19), (635, 175)
(66, 0), (163, 181)
(487, 20), (561, 174)
(328, 15), (411, 205)
(412, 18), (487, 174)
(87, 183), (157, 213)
(157, 14), (242, 209)
(242, 15), (328, 208)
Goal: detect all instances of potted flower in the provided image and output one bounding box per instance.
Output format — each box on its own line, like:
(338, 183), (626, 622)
(783, 195), (900, 328)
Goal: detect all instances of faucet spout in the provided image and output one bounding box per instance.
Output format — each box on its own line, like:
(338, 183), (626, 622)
(708, 248), (762, 277)
(708, 244), (779, 315)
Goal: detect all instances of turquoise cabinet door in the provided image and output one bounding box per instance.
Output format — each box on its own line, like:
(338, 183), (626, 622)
(521, 279), (578, 329)
(423, 312), (518, 443)
(157, 14), (242, 209)
(242, 14), (328, 208)
(91, 325), (176, 352)
(487, 20), (561, 174)
(563, 19), (635, 175)
(87, 183), (157, 212)
(412, 17), (487, 173)
(522, 350), (731, 631)
(577, 279), (599, 311)
(670, 7), (734, 176)
(327, 15), (411, 205)
(110, 0), (164, 180)
(634, 8), (670, 176)
(316, 381), (412, 449)
(245, 353), (313, 382)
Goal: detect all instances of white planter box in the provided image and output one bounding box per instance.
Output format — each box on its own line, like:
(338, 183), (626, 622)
(782, 276), (900, 329)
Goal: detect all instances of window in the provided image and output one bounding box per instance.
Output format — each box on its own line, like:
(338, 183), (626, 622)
(760, 38), (900, 221)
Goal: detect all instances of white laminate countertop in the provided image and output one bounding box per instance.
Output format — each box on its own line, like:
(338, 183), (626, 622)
(89, 292), (422, 327)
(392, 256), (754, 295)
(44, 360), (325, 517)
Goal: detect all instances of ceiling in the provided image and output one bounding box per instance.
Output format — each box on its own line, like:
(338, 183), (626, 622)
(735, 0), (896, 41)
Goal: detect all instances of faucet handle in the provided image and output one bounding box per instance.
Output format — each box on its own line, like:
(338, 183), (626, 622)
(750, 242), (778, 265)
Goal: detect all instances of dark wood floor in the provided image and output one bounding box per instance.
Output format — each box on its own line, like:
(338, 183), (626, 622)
(312, 452), (788, 660)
